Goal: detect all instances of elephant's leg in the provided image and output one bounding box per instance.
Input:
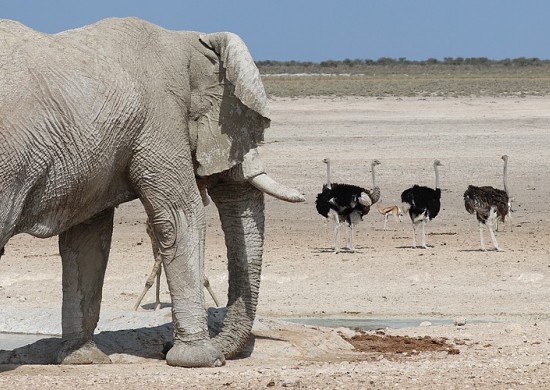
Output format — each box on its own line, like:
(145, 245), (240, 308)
(57, 208), (115, 364)
(134, 165), (223, 367)
(148, 206), (224, 367)
(207, 180), (265, 358)
(136, 178), (212, 312)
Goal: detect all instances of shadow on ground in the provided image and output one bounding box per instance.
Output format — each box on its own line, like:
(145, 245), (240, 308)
(0, 324), (172, 365)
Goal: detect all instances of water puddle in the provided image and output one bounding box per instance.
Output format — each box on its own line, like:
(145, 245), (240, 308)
(0, 333), (55, 350)
(285, 317), (492, 330)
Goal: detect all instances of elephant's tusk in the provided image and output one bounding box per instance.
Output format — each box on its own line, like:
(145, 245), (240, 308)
(249, 173), (305, 203)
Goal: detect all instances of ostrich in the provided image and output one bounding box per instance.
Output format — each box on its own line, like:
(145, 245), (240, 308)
(464, 156), (510, 251)
(401, 160), (442, 249)
(315, 158), (381, 253)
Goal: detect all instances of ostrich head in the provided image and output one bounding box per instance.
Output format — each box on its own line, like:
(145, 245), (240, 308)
(501, 155), (508, 162)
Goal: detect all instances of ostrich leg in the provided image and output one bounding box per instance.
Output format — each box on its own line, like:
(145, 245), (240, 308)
(134, 255), (162, 311)
(496, 210), (512, 232)
(507, 202), (514, 232)
(488, 225), (500, 251)
(134, 221), (163, 311)
(421, 219), (427, 249)
(333, 214), (341, 254)
(155, 266), (161, 309)
(487, 207), (500, 251)
(346, 224), (354, 252)
(203, 275), (220, 307)
(411, 222), (417, 248)
(479, 221), (487, 251)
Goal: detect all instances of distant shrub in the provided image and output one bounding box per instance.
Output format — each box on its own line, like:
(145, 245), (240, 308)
(256, 57), (550, 75)
(320, 60), (339, 68)
(512, 57), (542, 66)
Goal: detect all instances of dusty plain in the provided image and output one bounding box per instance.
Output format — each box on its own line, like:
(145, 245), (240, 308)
(1, 94), (550, 388)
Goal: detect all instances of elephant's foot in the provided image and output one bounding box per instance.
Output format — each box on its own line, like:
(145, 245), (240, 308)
(166, 339), (225, 367)
(57, 340), (111, 365)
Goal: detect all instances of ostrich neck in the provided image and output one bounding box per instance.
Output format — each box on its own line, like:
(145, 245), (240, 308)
(325, 161), (332, 189)
(371, 164), (377, 188)
(434, 164), (440, 189)
(503, 160), (509, 195)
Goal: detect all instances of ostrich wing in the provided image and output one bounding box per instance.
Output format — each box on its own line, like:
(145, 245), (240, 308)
(401, 185), (440, 220)
(315, 187), (332, 218)
(316, 183), (368, 217)
(401, 186), (417, 206)
(464, 185), (509, 219)
(401, 185), (438, 207)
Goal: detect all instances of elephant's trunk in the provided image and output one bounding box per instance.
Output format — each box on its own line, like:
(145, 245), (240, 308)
(207, 180), (264, 358)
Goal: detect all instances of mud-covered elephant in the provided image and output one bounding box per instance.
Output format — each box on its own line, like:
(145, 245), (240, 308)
(0, 17), (304, 367)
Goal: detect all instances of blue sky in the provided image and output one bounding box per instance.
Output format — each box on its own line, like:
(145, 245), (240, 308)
(2, 1), (549, 61)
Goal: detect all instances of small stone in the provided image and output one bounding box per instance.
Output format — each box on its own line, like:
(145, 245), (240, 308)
(420, 321), (432, 327)
(454, 317), (467, 326)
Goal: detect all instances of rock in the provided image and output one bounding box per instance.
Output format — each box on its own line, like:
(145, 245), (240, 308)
(454, 317), (467, 326)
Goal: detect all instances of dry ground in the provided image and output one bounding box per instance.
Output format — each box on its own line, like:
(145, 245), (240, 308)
(1, 96), (549, 388)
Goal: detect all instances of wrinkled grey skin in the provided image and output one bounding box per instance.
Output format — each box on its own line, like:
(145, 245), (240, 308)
(0, 18), (303, 367)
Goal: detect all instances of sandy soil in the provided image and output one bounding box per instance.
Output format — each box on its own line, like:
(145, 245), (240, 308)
(1, 96), (549, 388)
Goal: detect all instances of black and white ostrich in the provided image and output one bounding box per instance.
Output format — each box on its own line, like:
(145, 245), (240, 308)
(464, 156), (510, 251)
(315, 158), (381, 253)
(401, 160), (442, 249)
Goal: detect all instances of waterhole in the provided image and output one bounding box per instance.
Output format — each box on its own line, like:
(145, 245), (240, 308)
(286, 317), (491, 330)
(0, 333), (51, 350)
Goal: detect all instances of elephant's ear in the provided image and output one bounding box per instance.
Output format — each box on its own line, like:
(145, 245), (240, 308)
(199, 32), (270, 119)
(191, 32), (270, 178)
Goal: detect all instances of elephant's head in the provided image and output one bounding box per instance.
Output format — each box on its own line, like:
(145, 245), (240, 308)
(187, 32), (304, 358)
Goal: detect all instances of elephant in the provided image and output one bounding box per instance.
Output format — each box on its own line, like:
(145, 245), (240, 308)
(0, 17), (305, 367)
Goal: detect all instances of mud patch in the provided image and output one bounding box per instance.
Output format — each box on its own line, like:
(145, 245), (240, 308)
(343, 330), (460, 358)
